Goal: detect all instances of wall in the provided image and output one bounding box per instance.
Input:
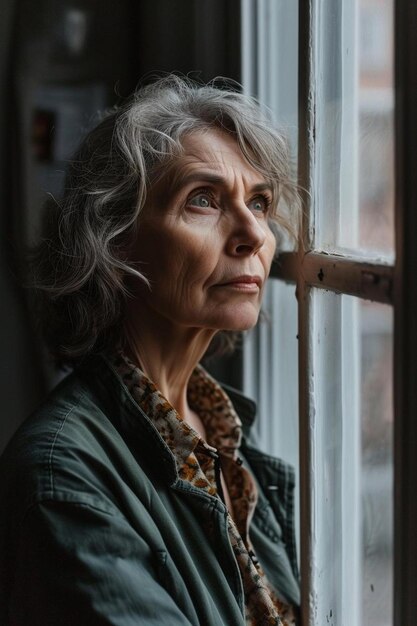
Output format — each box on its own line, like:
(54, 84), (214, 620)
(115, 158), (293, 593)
(1, 0), (242, 452)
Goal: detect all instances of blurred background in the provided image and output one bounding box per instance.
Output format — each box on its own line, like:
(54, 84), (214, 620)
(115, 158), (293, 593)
(0, 0), (242, 453)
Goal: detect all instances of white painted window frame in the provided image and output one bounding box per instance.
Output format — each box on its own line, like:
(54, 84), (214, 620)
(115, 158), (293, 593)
(240, 1), (417, 624)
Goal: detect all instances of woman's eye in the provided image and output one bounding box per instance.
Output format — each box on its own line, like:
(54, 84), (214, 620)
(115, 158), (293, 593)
(248, 196), (269, 213)
(188, 193), (213, 208)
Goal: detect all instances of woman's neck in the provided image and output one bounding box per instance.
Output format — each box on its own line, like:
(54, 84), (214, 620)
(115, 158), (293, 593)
(123, 305), (216, 420)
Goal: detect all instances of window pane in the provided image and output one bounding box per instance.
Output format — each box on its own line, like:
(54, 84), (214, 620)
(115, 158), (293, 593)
(310, 289), (393, 624)
(356, 0), (394, 255)
(315, 0), (394, 258)
(243, 280), (299, 549)
(242, 0), (298, 160)
(360, 300), (393, 624)
(241, 0), (300, 557)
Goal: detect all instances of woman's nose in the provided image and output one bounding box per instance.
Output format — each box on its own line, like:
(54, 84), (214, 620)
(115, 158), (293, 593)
(226, 207), (267, 256)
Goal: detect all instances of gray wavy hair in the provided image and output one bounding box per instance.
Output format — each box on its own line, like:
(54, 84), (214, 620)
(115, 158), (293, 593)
(31, 75), (299, 364)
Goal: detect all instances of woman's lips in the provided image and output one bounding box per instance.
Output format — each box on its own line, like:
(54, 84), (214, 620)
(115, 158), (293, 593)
(215, 275), (262, 292)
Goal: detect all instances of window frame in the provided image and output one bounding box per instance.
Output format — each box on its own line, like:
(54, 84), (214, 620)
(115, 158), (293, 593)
(286, 1), (414, 623)
(242, 0), (415, 623)
(393, 1), (417, 623)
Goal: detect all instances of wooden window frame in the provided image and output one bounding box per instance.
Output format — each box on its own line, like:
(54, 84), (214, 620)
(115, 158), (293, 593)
(268, 1), (417, 623)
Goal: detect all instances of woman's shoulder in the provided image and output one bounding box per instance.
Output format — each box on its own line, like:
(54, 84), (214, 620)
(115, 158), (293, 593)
(0, 369), (132, 523)
(1, 368), (108, 460)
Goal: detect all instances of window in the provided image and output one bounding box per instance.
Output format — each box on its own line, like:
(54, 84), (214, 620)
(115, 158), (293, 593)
(241, 1), (416, 624)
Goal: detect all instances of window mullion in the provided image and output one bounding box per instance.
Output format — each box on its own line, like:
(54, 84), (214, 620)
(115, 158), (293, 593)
(297, 0), (316, 623)
(272, 251), (394, 305)
(296, 278), (314, 626)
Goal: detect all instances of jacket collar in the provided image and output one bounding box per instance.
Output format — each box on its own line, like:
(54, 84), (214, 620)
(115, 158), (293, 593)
(77, 353), (179, 484)
(219, 381), (257, 435)
(76, 353), (258, 485)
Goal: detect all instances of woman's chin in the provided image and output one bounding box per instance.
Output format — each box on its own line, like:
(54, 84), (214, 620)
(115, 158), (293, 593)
(214, 307), (261, 332)
(229, 320), (259, 332)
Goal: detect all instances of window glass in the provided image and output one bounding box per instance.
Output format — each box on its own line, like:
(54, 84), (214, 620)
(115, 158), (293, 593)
(242, 0), (298, 156)
(311, 289), (393, 624)
(244, 280), (299, 549)
(356, 0), (394, 256)
(241, 0), (300, 555)
(360, 300), (393, 625)
(315, 0), (394, 258)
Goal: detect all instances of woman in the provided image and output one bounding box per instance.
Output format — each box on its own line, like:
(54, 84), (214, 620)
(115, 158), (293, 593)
(0, 76), (300, 625)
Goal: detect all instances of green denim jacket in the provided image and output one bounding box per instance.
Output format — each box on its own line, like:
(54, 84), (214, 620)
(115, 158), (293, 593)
(0, 355), (299, 625)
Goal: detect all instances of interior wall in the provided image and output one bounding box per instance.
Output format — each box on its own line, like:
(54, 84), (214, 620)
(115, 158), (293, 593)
(1, 0), (242, 453)
(0, 0), (45, 454)
(134, 0), (241, 83)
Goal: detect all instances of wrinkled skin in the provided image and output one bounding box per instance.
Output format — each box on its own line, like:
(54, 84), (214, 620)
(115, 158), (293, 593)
(124, 129), (277, 421)
(129, 129), (276, 335)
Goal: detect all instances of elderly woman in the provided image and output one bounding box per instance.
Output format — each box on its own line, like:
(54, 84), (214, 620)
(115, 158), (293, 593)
(0, 76), (300, 625)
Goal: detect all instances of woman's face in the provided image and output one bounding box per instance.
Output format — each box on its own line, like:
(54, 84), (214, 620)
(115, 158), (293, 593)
(130, 129), (276, 333)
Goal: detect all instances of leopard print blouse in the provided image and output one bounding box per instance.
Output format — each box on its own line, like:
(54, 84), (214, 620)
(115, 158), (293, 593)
(111, 350), (297, 626)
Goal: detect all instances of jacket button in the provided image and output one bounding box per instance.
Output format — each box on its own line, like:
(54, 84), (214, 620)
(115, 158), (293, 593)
(248, 549), (259, 567)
